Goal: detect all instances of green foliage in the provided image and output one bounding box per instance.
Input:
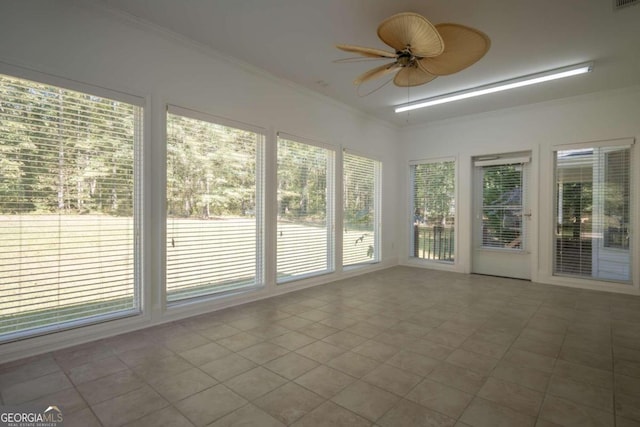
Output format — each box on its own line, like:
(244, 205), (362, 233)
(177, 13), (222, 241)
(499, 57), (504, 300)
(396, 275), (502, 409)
(413, 161), (455, 226)
(166, 114), (257, 218)
(0, 75), (136, 215)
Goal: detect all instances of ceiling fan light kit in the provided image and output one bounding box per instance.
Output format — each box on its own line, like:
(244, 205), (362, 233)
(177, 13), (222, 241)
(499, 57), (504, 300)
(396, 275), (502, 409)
(336, 12), (491, 88)
(394, 62), (594, 113)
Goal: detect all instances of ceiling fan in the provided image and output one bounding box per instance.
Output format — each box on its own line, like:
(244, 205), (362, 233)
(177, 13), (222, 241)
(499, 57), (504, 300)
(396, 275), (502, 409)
(337, 12), (490, 89)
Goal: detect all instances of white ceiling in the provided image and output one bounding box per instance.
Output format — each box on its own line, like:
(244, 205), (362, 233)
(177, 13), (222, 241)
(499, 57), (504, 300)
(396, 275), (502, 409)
(100, 0), (640, 126)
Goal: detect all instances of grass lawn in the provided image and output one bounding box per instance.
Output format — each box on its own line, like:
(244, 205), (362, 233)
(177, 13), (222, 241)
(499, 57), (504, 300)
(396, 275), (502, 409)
(1, 215), (375, 335)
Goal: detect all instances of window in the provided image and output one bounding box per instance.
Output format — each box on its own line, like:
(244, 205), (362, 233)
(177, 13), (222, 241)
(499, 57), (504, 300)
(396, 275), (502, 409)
(277, 134), (334, 282)
(410, 160), (455, 262)
(166, 107), (264, 302)
(0, 73), (142, 341)
(475, 159), (528, 250)
(343, 151), (380, 266)
(554, 142), (633, 282)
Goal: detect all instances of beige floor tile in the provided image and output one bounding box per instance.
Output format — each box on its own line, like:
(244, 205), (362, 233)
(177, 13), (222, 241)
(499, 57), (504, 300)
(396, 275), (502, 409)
(92, 385), (169, 427)
(446, 349), (498, 375)
(156, 332), (211, 353)
(539, 395), (614, 427)
(150, 367), (217, 402)
(216, 332), (265, 352)
(199, 324), (242, 341)
(178, 342), (232, 366)
(387, 350), (441, 376)
(224, 366), (287, 400)
(477, 377), (544, 417)
(53, 341), (115, 370)
(352, 340), (399, 362)
(407, 378), (473, 418)
(269, 331), (316, 351)
(63, 407), (103, 427)
(406, 339), (455, 360)
(362, 364), (422, 396)
(209, 403), (285, 427)
(275, 315), (315, 331)
(294, 365), (355, 399)
(132, 355), (193, 382)
(0, 356), (61, 389)
(332, 380), (399, 421)
(1, 371), (72, 405)
(512, 335), (563, 358)
(617, 416), (640, 427)
(616, 393), (640, 424)
(491, 361), (550, 392)
(327, 351), (380, 378)
(254, 382), (324, 425)
(428, 362), (487, 394)
(425, 328), (470, 348)
(297, 322), (339, 339)
(471, 328), (518, 346)
(377, 399), (456, 427)
(263, 352), (318, 380)
(237, 342), (289, 365)
(322, 330), (368, 350)
(344, 321), (383, 339)
(24, 387), (87, 415)
(123, 406), (195, 427)
(503, 348), (556, 374)
(616, 374), (640, 397)
(66, 355), (128, 385)
(460, 337), (509, 359)
(116, 344), (175, 367)
(199, 353), (256, 382)
(291, 400), (370, 427)
(547, 374), (613, 412)
(616, 359), (640, 378)
(553, 360), (613, 390)
(459, 397), (536, 427)
(76, 369), (145, 405)
(174, 384), (246, 426)
(246, 324), (291, 340)
(295, 340), (346, 363)
(559, 346), (613, 371)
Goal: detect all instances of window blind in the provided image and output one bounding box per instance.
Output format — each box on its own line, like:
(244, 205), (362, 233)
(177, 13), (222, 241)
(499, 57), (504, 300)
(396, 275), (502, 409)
(478, 163), (527, 250)
(166, 108), (264, 302)
(554, 143), (633, 282)
(343, 152), (380, 266)
(410, 160), (455, 262)
(277, 134), (334, 282)
(0, 74), (142, 341)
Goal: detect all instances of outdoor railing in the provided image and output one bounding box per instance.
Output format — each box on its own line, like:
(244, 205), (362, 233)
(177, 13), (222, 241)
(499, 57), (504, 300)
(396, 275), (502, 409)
(413, 225), (454, 261)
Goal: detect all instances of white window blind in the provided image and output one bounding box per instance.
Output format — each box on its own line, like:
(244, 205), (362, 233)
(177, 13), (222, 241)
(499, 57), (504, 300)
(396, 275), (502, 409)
(478, 163), (528, 250)
(0, 74), (142, 342)
(343, 151), (380, 266)
(410, 160), (455, 262)
(277, 134), (334, 282)
(166, 107), (264, 302)
(554, 143), (633, 282)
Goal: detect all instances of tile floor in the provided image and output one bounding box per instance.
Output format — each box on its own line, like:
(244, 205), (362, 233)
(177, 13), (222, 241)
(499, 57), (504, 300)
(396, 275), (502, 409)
(1, 266), (640, 426)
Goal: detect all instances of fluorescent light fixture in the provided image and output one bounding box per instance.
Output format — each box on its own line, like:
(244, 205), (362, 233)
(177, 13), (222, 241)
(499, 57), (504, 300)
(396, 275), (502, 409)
(395, 62), (593, 113)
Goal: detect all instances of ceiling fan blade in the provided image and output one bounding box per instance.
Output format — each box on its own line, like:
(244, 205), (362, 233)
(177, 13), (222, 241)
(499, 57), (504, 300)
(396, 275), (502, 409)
(418, 23), (491, 76)
(354, 62), (400, 85)
(393, 65), (437, 87)
(336, 44), (397, 58)
(377, 12), (444, 57)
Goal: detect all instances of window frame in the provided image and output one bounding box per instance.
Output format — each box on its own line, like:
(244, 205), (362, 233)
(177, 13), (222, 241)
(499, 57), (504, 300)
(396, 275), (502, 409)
(0, 65), (145, 343)
(342, 148), (382, 267)
(164, 105), (266, 304)
(276, 132), (336, 284)
(552, 138), (635, 284)
(409, 157), (457, 264)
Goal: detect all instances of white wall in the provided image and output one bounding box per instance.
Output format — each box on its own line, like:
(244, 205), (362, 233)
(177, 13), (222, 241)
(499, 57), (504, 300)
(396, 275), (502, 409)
(0, 0), (400, 361)
(400, 86), (640, 295)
